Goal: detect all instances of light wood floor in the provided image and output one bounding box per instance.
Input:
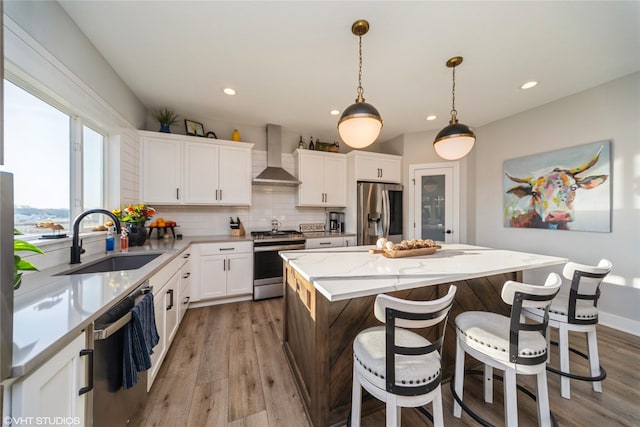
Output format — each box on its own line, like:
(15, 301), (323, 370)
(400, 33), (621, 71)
(137, 298), (640, 426)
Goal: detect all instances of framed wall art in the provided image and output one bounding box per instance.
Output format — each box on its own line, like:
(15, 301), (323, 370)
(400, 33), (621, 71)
(503, 140), (611, 232)
(185, 119), (204, 137)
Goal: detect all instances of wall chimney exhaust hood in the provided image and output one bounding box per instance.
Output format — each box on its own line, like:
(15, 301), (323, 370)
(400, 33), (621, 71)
(253, 124), (301, 186)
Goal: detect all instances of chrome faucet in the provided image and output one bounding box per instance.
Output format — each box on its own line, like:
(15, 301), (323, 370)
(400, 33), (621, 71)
(70, 209), (122, 264)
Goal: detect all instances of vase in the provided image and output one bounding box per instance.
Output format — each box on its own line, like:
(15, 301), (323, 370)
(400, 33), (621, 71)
(159, 124), (171, 133)
(125, 222), (148, 246)
(231, 129), (241, 141)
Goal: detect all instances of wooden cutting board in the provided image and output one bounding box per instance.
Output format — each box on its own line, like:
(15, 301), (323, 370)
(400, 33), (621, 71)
(381, 245), (441, 258)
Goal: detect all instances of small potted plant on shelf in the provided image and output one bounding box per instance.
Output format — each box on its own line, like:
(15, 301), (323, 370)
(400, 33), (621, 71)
(152, 108), (179, 133)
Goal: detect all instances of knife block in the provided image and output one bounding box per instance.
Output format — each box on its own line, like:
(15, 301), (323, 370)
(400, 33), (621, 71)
(230, 223), (245, 236)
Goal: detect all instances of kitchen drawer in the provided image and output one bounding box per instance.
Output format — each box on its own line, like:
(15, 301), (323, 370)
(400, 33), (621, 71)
(198, 241), (253, 256)
(305, 236), (344, 249)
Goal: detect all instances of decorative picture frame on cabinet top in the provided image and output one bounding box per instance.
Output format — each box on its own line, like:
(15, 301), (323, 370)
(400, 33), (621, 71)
(185, 119), (204, 137)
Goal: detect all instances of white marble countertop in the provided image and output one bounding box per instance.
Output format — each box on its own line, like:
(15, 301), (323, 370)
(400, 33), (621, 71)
(280, 244), (568, 302)
(11, 234), (253, 378)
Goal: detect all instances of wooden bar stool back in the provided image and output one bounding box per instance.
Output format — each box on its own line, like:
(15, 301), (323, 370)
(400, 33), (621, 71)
(350, 286), (456, 427)
(523, 259), (612, 399)
(453, 273), (562, 427)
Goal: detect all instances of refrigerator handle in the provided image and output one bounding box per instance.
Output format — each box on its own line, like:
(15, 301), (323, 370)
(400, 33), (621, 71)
(382, 190), (390, 238)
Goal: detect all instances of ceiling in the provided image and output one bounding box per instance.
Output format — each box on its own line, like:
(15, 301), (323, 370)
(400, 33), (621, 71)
(59, 1), (640, 144)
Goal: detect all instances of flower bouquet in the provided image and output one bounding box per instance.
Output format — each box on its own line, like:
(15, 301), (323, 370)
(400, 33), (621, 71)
(112, 204), (156, 246)
(112, 203), (156, 224)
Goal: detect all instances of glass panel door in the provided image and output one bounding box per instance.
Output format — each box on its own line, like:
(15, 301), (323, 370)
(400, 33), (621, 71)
(413, 166), (457, 243)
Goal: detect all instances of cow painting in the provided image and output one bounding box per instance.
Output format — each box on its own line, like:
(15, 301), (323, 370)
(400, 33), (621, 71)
(504, 142), (610, 232)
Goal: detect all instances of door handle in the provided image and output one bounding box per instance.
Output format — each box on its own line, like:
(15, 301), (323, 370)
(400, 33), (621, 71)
(78, 348), (94, 395)
(183, 272), (191, 279)
(176, 188), (180, 200)
(227, 259), (231, 270)
(445, 229), (453, 234)
(219, 189), (222, 200)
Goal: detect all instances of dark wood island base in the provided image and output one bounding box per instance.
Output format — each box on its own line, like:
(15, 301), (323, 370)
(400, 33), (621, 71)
(282, 260), (520, 427)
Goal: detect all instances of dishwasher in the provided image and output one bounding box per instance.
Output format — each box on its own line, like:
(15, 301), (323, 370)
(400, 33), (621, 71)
(92, 282), (152, 426)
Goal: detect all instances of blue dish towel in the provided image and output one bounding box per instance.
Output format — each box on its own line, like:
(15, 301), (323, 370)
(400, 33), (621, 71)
(122, 293), (160, 389)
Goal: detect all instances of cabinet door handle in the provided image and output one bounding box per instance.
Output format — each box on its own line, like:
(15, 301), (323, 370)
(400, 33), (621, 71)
(167, 289), (174, 310)
(183, 272), (191, 279)
(319, 242), (331, 245)
(219, 247), (235, 251)
(219, 189), (222, 200)
(227, 259), (231, 270)
(78, 348), (94, 395)
(183, 253), (191, 259)
(183, 296), (190, 305)
(176, 188), (180, 200)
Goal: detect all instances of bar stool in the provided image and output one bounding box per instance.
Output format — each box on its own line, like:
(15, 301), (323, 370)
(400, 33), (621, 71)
(523, 259), (612, 399)
(350, 286), (456, 427)
(453, 273), (562, 427)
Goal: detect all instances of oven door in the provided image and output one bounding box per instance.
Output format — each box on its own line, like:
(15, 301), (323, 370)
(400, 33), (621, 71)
(253, 241), (305, 300)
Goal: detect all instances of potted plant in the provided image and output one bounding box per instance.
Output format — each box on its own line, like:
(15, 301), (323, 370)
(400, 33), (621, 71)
(13, 229), (44, 290)
(152, 108), (179, 133)
(112, 204), (156, 246)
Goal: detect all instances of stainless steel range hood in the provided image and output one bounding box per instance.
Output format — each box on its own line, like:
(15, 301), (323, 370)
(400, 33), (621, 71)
(253, 124), (301, 186)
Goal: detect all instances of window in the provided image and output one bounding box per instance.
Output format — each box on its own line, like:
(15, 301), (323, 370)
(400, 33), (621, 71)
(2, 80), (105, 236)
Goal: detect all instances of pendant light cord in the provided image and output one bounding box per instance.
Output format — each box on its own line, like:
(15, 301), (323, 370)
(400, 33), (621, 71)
(450, 65), (458, 120)
(356, 34), (365, 102)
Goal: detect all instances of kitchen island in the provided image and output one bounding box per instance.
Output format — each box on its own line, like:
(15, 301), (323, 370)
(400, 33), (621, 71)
(279, 244), (567, 427)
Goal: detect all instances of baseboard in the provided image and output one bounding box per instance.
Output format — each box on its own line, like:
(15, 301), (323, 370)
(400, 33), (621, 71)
(599, 311), (640, 336)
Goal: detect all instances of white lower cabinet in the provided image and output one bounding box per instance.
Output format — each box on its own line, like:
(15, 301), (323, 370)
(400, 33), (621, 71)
(193, 241), (253, 301)
(11, 332), (89, 425)
(344, 236), (356, 247)
(147, 251), (183, 390)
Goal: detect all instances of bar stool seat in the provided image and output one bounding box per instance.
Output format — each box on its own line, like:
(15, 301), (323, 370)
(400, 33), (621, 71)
(453, 273), (562, 427)
(523, 259), (612, 399)
(354, 327), (442, 390)
(456, 312), (549, 364)
(351, 286), (456, 427)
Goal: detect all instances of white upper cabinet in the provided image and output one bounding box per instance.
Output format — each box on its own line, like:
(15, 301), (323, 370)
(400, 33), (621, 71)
(140, 131), (253, 205)
(347, 151), (402, 183)
(142, 135), (182, 203)
(295, 149), (347, 207)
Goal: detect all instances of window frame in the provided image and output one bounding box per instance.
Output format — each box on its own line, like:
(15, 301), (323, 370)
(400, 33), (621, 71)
(4, 76), (108, 237)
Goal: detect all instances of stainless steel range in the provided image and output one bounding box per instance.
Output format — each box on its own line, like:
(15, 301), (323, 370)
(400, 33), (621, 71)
(252, 230), (306, 300)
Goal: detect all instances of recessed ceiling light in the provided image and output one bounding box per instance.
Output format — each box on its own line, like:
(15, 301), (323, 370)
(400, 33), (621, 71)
(426, 115), (437, 121)
(330, 109), (340, 116)
(520, 81), (538, 90)
(223, 87), (236, 96)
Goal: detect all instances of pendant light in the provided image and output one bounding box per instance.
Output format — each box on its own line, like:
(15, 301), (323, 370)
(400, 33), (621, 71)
(338, 19), (383, 149)
(433, 56), (476, 160)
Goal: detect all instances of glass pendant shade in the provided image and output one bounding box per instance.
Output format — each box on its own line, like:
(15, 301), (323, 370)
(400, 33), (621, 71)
(338, 101), (383, 149)
(433, 119), (475, 160)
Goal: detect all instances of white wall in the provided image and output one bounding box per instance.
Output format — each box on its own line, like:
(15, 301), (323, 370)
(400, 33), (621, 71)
(473, 72), (640, 333)
(4, 0), (146, 129)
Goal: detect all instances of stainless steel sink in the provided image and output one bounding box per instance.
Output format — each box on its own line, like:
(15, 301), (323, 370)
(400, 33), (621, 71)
(57, 253), (162, 276)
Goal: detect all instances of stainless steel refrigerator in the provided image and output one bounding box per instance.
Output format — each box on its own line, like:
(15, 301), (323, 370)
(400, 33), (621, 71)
(357, 182), (403, 246)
